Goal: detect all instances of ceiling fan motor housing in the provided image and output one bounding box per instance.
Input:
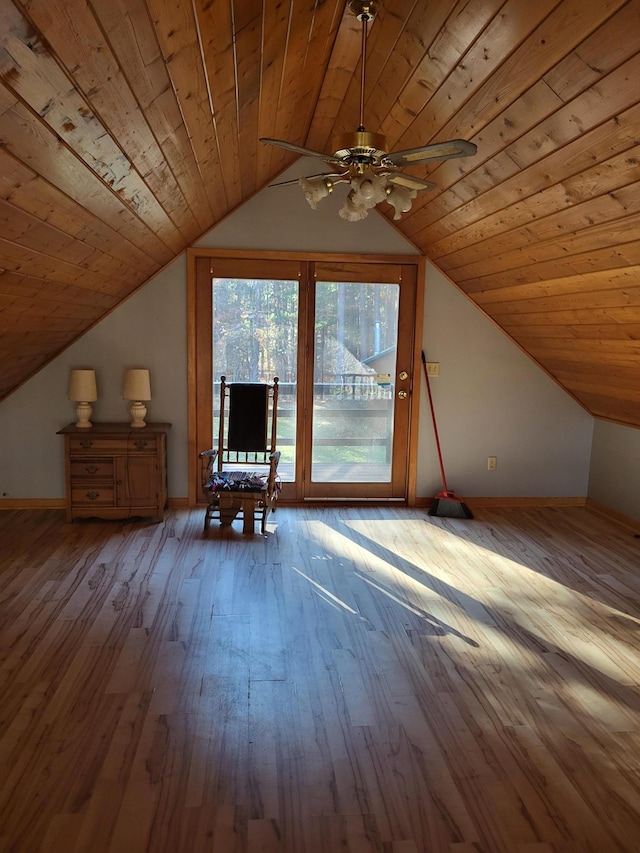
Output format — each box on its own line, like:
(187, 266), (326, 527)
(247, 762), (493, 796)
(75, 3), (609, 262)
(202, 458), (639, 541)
(332, 130), (388, 165)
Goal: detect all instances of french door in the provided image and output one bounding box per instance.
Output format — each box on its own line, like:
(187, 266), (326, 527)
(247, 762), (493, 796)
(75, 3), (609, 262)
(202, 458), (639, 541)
(190, 253), (420, 504)
(306, 261), (416, 500)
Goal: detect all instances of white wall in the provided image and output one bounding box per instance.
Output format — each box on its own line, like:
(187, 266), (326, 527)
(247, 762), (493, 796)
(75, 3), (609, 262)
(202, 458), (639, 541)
(0, 158), (595, 503)
(416, 267), (593, 498)
(589, 419), (640, 521)
(0, 262), (187, 499)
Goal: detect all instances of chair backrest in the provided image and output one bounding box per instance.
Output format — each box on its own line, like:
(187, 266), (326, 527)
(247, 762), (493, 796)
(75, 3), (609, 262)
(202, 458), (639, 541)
(217, 376), (279, 470)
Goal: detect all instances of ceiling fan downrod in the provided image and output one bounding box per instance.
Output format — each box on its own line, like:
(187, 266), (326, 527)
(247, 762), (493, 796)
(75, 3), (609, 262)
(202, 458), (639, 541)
(334, 0), (386, 166)
(349, 0), (380, 132)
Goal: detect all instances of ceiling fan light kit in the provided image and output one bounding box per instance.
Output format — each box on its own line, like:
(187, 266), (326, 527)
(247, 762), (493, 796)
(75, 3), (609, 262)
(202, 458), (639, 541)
(260, 0), (477, 221)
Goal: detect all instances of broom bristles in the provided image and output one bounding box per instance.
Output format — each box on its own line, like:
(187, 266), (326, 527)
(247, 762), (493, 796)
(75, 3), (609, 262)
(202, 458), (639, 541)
(428, 491), (474, 519)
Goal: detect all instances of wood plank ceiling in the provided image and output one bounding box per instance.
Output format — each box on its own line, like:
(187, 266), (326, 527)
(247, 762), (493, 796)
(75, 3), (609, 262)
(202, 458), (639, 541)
(0, 0), (639, 426)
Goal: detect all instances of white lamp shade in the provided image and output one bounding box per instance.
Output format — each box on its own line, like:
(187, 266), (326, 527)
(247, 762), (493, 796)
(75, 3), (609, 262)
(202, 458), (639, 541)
(123, 369), (151, 401)
(339, 192), (369, 222)
(67, 369), (97, 402)
(299, 175), (333, 209)
(350, 170), (387, 209)
(385, 184), (417, 220)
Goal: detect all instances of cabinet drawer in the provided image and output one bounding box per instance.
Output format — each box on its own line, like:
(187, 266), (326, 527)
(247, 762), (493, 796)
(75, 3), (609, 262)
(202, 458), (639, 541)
(68, 435), (158, 454)
(71, 486), (115, 505)
(70, 459), (113, 479)
(126, 435), (157, 453)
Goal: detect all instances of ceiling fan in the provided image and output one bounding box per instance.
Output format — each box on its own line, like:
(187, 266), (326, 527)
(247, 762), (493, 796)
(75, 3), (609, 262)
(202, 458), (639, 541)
(260, 0), (477, 221)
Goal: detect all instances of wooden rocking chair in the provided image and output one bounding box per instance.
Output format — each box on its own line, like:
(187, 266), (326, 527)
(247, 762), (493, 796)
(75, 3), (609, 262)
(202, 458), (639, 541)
(199, 376), (280, 534)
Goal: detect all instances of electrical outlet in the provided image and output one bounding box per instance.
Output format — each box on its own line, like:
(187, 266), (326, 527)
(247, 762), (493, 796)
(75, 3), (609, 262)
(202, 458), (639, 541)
(487, 456), (497, 471)
(426, 362), (439, 377)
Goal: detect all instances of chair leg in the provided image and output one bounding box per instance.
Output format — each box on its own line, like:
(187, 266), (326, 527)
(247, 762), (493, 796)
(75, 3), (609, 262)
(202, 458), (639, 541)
(219, 495), (241, 525)
(242, 497), (255, 534)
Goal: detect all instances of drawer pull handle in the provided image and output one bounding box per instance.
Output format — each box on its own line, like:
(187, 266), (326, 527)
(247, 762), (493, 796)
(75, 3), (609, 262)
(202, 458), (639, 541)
(80, 439), (93, 449)
(85, 465), (99, 474)
(135, 439), (148, 450)
(86, 491), (99, 501)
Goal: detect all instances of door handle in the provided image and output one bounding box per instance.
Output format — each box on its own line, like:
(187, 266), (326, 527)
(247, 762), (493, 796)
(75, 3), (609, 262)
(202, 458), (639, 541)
(397, 390), (407, 399)
(398, 371), (408, 380)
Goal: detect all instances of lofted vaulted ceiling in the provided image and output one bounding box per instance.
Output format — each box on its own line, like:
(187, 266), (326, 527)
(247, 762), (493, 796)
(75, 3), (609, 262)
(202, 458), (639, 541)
(1, 0), (639, 425)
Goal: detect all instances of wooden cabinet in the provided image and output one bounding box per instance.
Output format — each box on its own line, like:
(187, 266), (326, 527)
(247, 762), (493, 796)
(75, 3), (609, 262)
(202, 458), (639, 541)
(57, 423), (171, 522)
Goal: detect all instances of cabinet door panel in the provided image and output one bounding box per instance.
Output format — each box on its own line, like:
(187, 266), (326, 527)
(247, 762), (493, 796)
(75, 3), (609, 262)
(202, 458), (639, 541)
(115, 456), (157, 506)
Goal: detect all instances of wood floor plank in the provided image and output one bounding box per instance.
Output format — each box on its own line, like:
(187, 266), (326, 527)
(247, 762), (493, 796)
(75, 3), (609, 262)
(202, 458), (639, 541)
(1, 505), (640, 851)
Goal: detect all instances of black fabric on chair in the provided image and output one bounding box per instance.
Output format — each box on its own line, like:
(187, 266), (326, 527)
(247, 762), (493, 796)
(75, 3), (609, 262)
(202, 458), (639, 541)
(228, 383), (268, 451)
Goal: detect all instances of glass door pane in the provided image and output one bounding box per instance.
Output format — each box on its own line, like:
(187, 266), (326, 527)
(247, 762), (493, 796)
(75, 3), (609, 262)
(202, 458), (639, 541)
(311, 280), (399, 484)
(211, 277), (298, 482)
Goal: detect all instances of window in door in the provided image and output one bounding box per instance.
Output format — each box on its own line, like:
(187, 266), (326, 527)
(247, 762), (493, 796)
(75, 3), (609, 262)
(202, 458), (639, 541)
(311, 279), (399, 484)
(211, 275), (299, 483)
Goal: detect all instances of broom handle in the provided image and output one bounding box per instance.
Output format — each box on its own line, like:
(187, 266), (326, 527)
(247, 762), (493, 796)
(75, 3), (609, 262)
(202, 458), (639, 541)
(421, 350), (449, 493)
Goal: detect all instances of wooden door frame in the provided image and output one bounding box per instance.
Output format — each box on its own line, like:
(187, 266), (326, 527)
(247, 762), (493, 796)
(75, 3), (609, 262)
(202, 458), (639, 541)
(187, 248), (425, 507)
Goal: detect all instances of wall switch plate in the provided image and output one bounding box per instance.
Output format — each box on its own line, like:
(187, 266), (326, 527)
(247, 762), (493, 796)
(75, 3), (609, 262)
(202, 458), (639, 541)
(487, 456), (497, 471)
(426, 362), (439, 377)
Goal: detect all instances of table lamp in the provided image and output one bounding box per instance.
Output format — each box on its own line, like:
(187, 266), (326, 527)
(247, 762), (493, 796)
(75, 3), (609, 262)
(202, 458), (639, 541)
(123, 368), (151, 428)
(67, 369), (97, 428)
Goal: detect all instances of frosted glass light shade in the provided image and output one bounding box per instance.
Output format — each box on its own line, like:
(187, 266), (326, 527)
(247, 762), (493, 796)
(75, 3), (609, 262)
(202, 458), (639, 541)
(67, 369), (97, 428)
(385, 184), (417, 220)
(123, 369), (151, 428)
(299, 175), (333, 209)
(339, 192), (369, 222)
(349, 170), (387, 209)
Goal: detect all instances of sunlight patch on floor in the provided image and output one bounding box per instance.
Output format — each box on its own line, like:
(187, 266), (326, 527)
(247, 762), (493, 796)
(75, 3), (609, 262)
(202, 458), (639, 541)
(308, 517), (640, 687)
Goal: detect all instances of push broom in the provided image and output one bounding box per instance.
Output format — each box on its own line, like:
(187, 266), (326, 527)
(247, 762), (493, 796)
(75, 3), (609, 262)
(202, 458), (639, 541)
(421, 350), (474, 519)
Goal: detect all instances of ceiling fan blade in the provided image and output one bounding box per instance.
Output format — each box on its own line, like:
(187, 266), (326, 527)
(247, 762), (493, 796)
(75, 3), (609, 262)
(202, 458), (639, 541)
(384, 139), (477, 166)
(260, 137), (341, 163)
(269, 177), (308, 188)
(386, 173), (437, 192)
(269, 172), (350, 188)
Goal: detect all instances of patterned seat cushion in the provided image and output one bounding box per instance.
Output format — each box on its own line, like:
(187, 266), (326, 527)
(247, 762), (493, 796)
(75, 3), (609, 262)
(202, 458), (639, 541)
(205, 471), (269, 493)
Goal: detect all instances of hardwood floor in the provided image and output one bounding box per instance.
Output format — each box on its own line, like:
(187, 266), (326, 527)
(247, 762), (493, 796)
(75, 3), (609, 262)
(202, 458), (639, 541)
(1, 505), (640, 852)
